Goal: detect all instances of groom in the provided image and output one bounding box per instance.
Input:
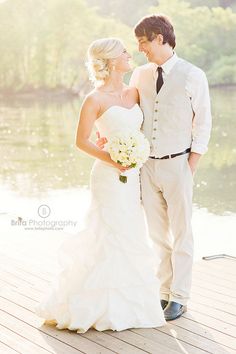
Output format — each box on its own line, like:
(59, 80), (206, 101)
(129, 14), (211, 320)
(97, 14), (212, 321)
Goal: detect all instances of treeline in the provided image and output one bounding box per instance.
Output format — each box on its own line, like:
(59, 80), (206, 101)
(0, 0), (133, 94)
(151, 0), (236, 85)
(0, 0), (235, 94)
(86, 0), (236, 26)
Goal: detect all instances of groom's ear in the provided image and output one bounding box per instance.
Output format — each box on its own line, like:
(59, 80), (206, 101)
(152, 33), (164, 45)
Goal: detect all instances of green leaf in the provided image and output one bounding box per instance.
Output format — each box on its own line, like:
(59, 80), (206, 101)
(119, 175), (127, 183)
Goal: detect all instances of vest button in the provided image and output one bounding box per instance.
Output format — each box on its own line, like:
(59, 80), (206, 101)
(156, 101), (158, 104)
(152, 137), (156, 140)
(154, 119), (157, 122)
(155, 109), (158, 112)
(153, 128), (157, 131)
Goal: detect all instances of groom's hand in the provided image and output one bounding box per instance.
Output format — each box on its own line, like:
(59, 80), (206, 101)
(188, 152), (201, 175)
(96, 131), (108, 150)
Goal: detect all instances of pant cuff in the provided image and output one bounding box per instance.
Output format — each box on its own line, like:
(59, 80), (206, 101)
(160, 293), (169, 302)
(169, 295), (188, 306)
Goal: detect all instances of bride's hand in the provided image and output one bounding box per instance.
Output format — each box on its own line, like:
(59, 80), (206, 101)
(110, 160), (130, 172)
(96, 132), (130, 172)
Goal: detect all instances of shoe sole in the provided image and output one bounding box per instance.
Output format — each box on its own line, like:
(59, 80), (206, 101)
(165, 306), (187, 321)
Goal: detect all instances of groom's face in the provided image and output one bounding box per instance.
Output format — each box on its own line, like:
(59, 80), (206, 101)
(136, 35), (162, 63)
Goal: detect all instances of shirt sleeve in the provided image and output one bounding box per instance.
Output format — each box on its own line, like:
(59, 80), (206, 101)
(129, 67), (140, 88)
(186, 67), (212, 155)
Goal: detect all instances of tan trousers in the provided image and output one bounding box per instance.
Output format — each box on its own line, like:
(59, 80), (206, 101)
(141, 153), (193, 306)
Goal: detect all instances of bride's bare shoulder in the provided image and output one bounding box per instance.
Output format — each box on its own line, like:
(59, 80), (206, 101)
(81, 90), (101, 110)
(84, 89), (100, 102)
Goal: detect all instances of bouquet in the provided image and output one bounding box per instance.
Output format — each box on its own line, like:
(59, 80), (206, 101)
(107, 130), (150, 183)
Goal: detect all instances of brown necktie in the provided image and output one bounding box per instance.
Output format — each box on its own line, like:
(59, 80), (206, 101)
(156, 67), (164, 94)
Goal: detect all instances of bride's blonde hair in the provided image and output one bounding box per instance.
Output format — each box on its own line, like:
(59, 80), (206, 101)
(86, 38), (125, 85)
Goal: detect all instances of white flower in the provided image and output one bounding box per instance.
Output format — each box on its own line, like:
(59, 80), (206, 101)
(107, 130), (150, 182)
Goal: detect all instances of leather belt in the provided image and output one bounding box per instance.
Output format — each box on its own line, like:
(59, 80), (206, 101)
(149, 148), (191, 160)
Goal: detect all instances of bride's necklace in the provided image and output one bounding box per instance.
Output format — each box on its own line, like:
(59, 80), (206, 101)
(100, 86), (125, 102)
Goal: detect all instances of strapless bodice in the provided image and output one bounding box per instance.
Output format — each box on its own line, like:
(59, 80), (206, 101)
(95, 104), (143, 139)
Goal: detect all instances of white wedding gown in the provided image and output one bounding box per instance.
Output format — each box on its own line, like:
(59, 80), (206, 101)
(36, 104), (165, 332)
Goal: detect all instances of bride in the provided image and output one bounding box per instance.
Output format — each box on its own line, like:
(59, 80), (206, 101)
(36, 37), (165, 332)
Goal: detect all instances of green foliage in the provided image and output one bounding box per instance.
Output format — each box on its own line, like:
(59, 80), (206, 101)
(0, 0), (235, 92)
(0, 0), (133, 92)
(86, 0), (155, 26)
(208, 55), (236, 85)
(85, 0), (236, 25)
(149, 0), (236, 84)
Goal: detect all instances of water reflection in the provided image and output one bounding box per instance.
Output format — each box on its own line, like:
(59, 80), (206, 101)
(193, 87), (236, 214)
(0, 97), (93, 197)
(0, 88), (235, 215)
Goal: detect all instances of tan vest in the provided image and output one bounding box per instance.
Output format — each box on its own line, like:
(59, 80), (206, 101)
(135, 59), (195, 157)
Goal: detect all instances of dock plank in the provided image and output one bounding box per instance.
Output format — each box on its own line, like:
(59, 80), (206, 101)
(1, 224), (236, 354)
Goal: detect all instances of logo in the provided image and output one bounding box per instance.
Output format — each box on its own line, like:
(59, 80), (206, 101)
(11, 204), (77, 231)
(38, 204), (51, 218)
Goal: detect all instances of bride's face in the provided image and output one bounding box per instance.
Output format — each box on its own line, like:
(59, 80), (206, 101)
(112, 49), (132, 73)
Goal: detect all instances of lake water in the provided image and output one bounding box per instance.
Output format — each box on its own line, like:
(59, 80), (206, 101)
(0, 87), (236, 260)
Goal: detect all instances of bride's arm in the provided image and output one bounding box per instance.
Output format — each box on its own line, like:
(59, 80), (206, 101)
(76, 95), (128, 172)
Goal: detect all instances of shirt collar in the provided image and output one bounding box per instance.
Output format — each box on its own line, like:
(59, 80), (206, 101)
(153, 52), (179, 75)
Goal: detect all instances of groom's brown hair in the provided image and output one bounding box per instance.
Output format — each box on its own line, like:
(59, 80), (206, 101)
(134, 14), (176, 49)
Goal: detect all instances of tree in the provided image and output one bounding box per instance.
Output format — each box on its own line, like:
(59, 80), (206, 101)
(0, 0), (134, 93)
(148, 0), (236, 84)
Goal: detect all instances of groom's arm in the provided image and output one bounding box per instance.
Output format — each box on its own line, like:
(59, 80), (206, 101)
(187, 68), (212, 174)
(129, 67), (140, 88)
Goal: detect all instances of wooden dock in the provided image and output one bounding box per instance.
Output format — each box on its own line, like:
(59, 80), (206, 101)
(0, 218), (236, 354)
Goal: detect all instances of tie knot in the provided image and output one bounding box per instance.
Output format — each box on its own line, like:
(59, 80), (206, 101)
(157, 66), (163, 73)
